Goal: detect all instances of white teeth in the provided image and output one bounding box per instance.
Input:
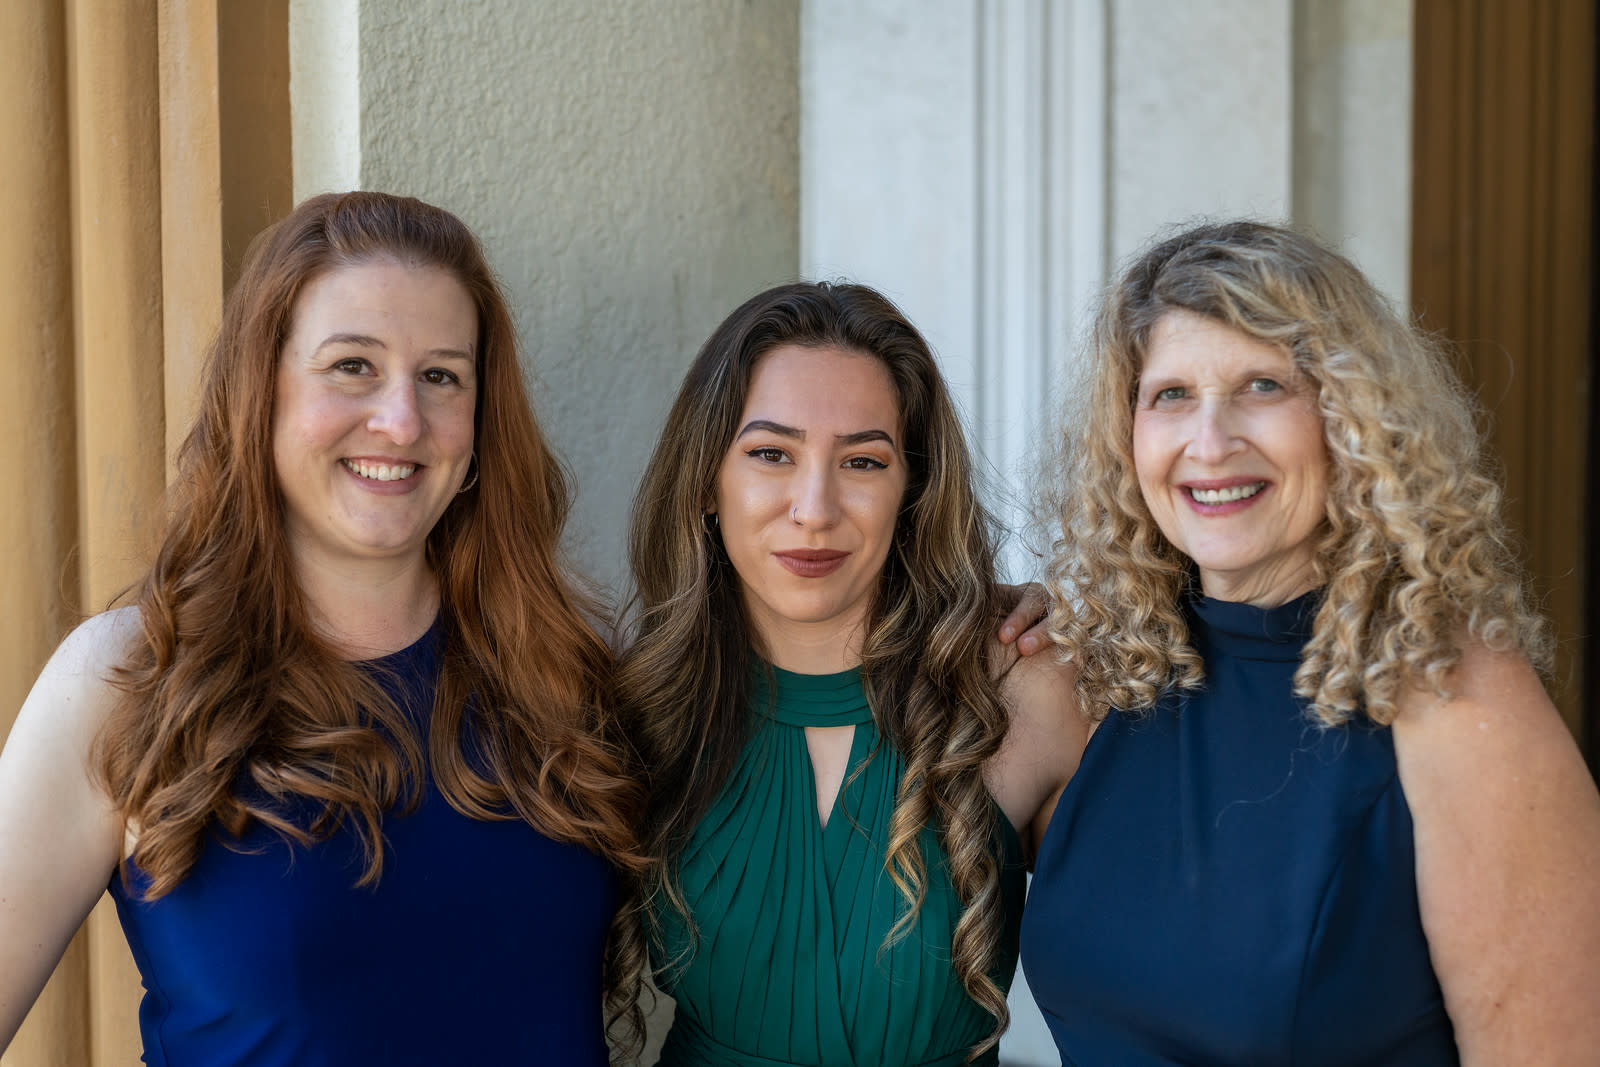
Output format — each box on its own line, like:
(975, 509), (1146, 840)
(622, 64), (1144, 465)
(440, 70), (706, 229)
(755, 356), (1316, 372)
(1189, 482), (1265, 505)
(343, 459), (417, 482)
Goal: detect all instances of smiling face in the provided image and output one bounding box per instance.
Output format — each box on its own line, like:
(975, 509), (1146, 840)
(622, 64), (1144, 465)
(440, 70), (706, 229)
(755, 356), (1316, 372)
(712, 344), (909, 671)
(1132, 309), (1328, 607)
(272, 258), (478, 575)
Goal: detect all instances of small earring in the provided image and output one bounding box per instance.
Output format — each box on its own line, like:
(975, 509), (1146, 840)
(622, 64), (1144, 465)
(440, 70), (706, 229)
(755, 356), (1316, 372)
(702, 510), (719, 530)
(457, 452), (479, 494)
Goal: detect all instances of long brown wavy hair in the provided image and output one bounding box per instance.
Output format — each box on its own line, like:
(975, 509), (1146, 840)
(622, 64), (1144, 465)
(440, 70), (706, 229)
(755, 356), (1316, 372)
(1045, 219), (1550, 725)
(95, 192), (646, 1048)
(617, 282), (1015, 1057)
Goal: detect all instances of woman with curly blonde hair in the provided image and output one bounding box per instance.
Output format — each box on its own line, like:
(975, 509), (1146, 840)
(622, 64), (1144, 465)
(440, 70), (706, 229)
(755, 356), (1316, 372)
(1021, 219), (1600, 1064)
(0, 192), (644, 1064)
(618, 281), (1080, 1066)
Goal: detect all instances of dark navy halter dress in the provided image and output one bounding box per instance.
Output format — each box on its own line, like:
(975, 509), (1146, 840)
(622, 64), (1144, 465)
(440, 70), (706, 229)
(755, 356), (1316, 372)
(109, 619), (615, 1066)
(1021, 593), (1459, 1065)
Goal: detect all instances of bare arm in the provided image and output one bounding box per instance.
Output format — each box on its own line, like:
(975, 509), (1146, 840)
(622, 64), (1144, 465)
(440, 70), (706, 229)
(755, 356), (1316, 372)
(0, 611), (132, 1048)
(1392, 640), (1600, 1065)
(986, 646), (1091, 863)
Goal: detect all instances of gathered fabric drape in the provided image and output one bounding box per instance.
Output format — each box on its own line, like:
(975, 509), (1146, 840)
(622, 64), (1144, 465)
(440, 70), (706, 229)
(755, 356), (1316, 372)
(1411, 0), (1596, 738)
(0, 2), (289, 1062)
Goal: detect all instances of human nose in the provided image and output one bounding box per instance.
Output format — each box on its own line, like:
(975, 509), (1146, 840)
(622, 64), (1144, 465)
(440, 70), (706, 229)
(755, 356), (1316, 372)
(367, 378), (423, 444)
(1184, 400), (1245, 463)
(789, 463), (841, 529)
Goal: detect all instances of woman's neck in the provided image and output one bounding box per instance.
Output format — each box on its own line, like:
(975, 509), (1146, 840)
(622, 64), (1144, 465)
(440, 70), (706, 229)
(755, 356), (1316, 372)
(293, 553), (441, 659)
(749, 615), (866, 675)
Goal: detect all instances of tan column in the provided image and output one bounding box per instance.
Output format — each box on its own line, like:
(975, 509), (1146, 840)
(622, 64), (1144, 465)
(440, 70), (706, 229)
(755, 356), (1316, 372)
(158, 0), (225, 463)
(0, 0), (90, 1064)
(0, 0), (86, 1053)
(159, 0), (293, 460)
(66, 0), (166, 1061)
(4, 0), (285, 1059)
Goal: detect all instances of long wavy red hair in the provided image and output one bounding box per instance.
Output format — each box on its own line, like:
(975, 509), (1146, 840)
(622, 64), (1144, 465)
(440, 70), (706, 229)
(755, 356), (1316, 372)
(96, 191), (645, 1039)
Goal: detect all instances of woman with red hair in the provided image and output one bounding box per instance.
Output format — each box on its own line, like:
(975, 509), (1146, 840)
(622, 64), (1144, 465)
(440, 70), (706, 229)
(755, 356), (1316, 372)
(0, 192), (643, 1064)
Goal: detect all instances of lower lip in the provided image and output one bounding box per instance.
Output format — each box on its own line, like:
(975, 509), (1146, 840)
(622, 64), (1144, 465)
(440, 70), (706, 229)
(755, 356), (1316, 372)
(1183, 485), (1266, 515)
(342, 463), (422, 495)
(775, 553), (849, 578)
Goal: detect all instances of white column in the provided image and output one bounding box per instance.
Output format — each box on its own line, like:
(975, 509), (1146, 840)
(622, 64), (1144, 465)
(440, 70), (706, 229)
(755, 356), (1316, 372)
(802, 0), (1108, 583)
(1107, 0), (1295, 261)
(976, 0), (1108, 577)
(289, 0), (360, 198)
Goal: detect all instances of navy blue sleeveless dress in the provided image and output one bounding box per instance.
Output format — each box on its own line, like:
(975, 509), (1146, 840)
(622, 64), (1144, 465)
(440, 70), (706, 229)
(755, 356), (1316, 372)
(1021, 593), (1458, 1065)
(109, 618), (616, 1066)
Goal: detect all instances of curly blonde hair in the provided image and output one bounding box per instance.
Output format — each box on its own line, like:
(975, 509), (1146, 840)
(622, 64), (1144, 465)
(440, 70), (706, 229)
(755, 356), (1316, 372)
(1045, 219), (1550, 726)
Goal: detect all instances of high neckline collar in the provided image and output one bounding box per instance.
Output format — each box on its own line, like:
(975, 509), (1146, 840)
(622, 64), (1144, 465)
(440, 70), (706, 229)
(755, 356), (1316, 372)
(751, 663), (873, 727)
(1186, 589), (1319, 662)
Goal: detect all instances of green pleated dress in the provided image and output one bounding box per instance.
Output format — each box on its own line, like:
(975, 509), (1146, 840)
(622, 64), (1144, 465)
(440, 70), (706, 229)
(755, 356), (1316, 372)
(652, 666), (1025, 1067)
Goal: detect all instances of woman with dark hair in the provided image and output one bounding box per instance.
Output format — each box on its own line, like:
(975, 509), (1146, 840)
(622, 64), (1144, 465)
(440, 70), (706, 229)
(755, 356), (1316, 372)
(1023, 219), (1600, 1063)
(0, 192), (644, 1063)
(618, 282), (1083, 1066)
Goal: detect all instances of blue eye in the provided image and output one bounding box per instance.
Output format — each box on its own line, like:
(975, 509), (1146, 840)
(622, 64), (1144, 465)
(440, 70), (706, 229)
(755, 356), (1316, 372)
(1249, 378), (1282, 394)
(1155, 386), (1186, 402)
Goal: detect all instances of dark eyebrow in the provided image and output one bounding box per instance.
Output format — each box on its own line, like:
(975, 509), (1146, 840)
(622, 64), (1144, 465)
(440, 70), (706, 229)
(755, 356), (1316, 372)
(315, 333), (474, 362)
(736, 419), (804, 440)
(836, 429), (897, 448)
(735, 421), (897, 448)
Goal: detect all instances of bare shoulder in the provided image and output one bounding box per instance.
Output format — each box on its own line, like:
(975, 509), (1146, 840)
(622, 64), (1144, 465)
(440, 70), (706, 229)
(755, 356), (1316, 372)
(987, 641), (1091, 852)
(1391, 636), (1600, 1062)
(19, 607), (143, 743)
(997, 640), (1086, 741)
(1391, 637), (1591, 805)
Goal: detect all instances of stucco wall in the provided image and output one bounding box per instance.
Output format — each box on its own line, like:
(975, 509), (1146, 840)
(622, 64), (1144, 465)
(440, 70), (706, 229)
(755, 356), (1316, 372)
(1108, 0), (1411, 300)
(1292, 0), (1413, 303)
(293, 0), (801, 592)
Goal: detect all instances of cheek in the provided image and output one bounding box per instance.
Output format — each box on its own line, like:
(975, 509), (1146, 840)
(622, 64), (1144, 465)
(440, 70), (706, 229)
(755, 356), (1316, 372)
(1130, 418), (1164, 496)
(711, 467), (763, 562)
(856, 484), (905, 549)
(1287, 412), (1330, 505)
(428, 393), (478, 449)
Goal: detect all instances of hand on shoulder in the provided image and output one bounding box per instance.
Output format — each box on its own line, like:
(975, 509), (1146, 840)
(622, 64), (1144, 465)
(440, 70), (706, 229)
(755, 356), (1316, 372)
(1392, 637), (1600, 1064)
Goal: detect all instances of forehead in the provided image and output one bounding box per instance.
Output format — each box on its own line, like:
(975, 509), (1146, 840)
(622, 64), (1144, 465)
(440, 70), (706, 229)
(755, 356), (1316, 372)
(1141, 310), (1293, 378)
(287, 259), (477, 341)
(740, 344), (901, 430)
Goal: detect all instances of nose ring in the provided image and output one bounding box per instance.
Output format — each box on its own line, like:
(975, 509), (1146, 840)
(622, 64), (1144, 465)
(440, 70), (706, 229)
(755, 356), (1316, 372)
(791, 505), (799, 524)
